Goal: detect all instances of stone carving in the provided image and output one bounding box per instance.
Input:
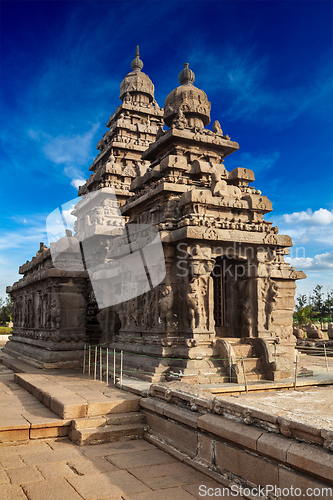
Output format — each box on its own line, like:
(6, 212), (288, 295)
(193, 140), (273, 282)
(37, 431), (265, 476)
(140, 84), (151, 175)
(186, 277), (208, 331)
(262, 278), (278, 330)
(211, 171), (241, 199)
(212, 120), (223, 136)
(173, 108), (187, 129)
(293, 328), (304, 339)
(50, 297), (61, 329)
(305, 324), (325, 340)
(160, 285), (174, 329)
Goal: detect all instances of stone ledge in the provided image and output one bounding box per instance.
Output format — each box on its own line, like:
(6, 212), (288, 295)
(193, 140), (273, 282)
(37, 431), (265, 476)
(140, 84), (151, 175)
(197, 413), (264, 451)
(143, 388), (333, 486)
(148, 381), (332, 448)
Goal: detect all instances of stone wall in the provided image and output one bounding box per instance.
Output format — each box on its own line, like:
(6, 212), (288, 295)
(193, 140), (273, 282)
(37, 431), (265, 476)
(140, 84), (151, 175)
(141, 382), (333, 497)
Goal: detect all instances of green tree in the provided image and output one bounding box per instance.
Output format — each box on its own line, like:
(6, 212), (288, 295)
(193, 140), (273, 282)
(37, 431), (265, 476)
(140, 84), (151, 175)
(309, 285), (325, 322)
(324, 290), (333, 321)
(0, 296), (12, 326)
(295, 294), (308, 310)
(294, 304), (312, 328)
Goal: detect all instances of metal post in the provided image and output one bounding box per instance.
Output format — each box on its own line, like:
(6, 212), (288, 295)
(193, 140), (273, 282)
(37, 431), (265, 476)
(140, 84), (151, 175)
(294, 354), (298, 389)
(120, 350), (123, 388)
(100, 347), (102, 381)
(106, 348), (109, 385)
(113, 349), (116, 385)
(324, 344), (329, 372)
(83, 345), (86, 375)
(229, 344), (232, 381)
(94, 346), (97, 381)
(241, 357), (248, 393)
(88, 346), (91, 378)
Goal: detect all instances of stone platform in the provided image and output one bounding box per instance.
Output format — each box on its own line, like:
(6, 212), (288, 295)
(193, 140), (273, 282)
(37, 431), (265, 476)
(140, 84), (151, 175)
(1, 349), (333, 499)
(0, 356), (246, 499)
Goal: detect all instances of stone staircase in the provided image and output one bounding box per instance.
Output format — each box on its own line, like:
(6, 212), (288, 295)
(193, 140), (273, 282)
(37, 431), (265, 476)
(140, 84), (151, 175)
(13, 372), (147, 446)
(69, 412), (146, 446)
(218, 338), (265, 382)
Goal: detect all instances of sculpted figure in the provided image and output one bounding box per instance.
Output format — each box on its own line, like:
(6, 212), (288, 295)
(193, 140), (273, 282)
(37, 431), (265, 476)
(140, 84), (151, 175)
(187, 279), (202, 330)
(211, 171), (241, 199)
(50, 298), (61, 329)
(293, 328), (304, 339)
(212, 120), (223, 136)
(306, 324), (324, 340)
(173, 109), (187, 129)
(160, 285), (174, 329)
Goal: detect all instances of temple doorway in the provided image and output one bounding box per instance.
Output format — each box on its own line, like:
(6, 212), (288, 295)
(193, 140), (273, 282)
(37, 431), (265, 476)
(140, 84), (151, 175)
(212, 257), (245, 337)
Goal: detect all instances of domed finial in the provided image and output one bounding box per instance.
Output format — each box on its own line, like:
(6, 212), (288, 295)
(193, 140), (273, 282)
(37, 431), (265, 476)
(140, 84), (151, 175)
(131, 45), (144, 72)
(178, 62), (195, 85)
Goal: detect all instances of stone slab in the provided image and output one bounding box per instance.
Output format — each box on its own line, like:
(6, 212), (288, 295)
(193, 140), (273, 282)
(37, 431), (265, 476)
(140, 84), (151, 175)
(67, 470), (151, 499)
(0, 484), (27, 500)
(198, 413), (264, 450)
(123, 488), (198, 500)
(68, 456), (118, 475)
(105, 448), (176, 469)
(6, 465), (44, 484)
(22, 477), (83, 500)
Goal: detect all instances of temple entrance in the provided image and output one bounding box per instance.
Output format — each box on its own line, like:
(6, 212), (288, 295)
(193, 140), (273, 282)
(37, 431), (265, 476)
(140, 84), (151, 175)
(212, 257), (245, 337)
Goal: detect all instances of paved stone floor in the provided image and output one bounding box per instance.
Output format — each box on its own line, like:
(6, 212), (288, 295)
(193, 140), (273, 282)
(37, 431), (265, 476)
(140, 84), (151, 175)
(0, 359), (245, 500)
(1, 438), (246, 500)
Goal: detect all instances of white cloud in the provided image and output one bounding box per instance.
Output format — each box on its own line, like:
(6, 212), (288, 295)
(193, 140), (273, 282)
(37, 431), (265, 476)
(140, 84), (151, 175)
(27, 123), (100, 185)
(286, 250), (333, 271)
(274, 208), (333, 248)
(42, 122), (100, 166)
(284, 208), (333, 226)
(71, 178), (86, 189)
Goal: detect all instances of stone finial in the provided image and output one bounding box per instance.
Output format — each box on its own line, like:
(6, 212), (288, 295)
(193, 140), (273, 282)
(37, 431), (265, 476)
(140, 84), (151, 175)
(178, 63), (195, 85)
(131, 45), (144, 72)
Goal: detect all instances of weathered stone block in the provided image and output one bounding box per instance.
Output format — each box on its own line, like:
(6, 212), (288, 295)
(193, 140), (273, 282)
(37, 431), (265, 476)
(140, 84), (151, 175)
(215, 441), (279, 486)
(257, 432), (292, 462)
(197, 433), (213, 465)
(144, 411), (198, 457)
(198, 413), (264, 451)
(286, 442), (333, 482)
(278, 467), (332, 498)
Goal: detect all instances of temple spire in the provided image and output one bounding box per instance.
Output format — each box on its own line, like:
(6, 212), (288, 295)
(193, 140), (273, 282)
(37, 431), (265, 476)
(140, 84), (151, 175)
(178, 62), (195, 85)
(131, 45), (144, 72)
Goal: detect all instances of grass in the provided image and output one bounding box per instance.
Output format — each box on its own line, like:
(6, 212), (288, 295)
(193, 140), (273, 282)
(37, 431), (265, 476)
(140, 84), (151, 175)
(0, 326), (12, 334)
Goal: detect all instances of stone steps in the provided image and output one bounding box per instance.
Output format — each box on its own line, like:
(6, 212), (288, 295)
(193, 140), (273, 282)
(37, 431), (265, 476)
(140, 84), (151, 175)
(12, 372), (147, 446)
(69, 423), (145, 446)
(69, 411), (146, 446)
(14, 373), (141, 419)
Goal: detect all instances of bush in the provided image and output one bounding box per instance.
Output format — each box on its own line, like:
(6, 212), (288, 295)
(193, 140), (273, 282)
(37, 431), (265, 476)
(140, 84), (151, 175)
(0, 326), (12, 335)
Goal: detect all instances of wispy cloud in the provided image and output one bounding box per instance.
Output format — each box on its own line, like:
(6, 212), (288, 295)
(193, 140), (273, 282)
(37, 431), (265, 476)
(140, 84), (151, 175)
(226, 150), (280, 174)
(189, 44), (333, 125)
(71, 179), (86, 190)
(286, 250), (333, 272)
(278, 209), (333, 247)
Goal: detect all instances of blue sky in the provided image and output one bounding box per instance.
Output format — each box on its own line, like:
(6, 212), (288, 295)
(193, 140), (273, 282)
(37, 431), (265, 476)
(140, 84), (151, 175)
(0, 0), (332, 301)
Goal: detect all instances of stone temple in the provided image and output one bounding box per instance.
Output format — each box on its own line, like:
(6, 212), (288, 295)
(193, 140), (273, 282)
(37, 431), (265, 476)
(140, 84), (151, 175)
(5, 47), (306, 384)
